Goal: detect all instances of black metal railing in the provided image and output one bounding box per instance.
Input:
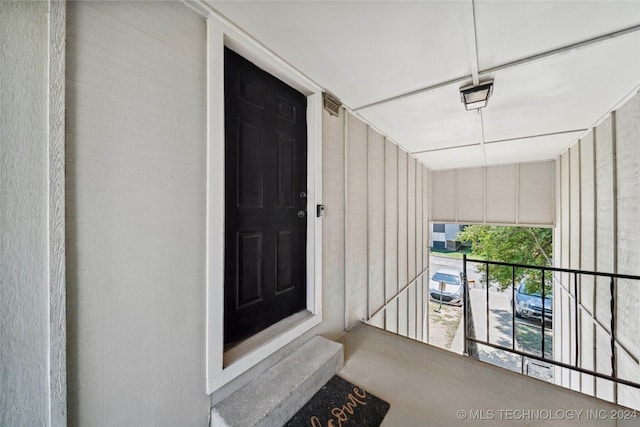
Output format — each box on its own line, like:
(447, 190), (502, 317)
(462, 254), (640, 397)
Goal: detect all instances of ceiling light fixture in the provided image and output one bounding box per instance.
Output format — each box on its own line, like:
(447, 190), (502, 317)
(460, 81), (494, 111)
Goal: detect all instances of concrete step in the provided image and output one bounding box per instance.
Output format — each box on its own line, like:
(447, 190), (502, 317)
(210, 336), (344, 427)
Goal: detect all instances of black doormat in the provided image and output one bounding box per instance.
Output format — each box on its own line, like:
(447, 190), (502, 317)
(284, 376), (390, 427)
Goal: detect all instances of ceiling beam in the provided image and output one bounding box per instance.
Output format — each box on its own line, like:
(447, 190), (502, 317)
(353, 75), (470, 112)
(410, 128), (588, 154)
(483, 129), (588, 145)
(480, 23), (640, 76)
(479, 109), (487, 166)
(466, 0), (480, 86)
(412, 142), (481, 154)
(355, 22), (640, 112)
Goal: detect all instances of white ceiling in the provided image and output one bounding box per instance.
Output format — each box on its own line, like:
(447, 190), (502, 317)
(210, 0), (640, 170)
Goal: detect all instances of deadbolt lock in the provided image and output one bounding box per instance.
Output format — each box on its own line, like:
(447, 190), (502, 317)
(297, 210), (305, 218)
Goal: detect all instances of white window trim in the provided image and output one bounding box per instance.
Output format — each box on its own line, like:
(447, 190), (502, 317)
(190, 1), (323, 394)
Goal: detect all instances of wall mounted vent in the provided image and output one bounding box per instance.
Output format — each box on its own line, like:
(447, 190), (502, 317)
(323, 92), (341, 117)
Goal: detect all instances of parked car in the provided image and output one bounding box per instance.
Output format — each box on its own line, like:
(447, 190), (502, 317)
(429, 268), (464, 306)
(512, 279), (553, 323)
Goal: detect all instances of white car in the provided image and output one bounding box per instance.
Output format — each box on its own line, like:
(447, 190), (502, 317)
(429, 268), (464, 306)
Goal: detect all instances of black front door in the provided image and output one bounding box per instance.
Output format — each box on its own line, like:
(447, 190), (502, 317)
(224, 48), (308, 346)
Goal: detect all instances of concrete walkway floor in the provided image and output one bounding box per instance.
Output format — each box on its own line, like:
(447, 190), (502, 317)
(337, 324), (637, 426)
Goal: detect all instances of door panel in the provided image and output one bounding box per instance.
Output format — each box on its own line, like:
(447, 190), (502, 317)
(238, 120), (264, 207)
(224, 48), (307, 346)
(237, 232), (263, 308)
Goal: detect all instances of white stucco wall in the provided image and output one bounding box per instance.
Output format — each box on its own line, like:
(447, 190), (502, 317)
(65, 2), (210, 425)
(0, 2), (50, 425)
(556, 90), (640, 408)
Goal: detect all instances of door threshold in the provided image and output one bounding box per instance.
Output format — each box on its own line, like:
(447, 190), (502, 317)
(223, 310), (313, 367)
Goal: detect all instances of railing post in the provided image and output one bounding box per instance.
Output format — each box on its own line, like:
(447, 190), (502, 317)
(610, 276), (617, 384)
(512, 266), (516, 352)
(463, 254), (468, 355)
(574, 272), (579, 368)
(486, 262), (490, 343)
(541, 269), (546, 359)
(425, 278), (429, 344)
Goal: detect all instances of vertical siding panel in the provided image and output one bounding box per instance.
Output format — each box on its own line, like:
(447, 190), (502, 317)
(569, 144), (581, 390)
(519, 162), (555, 225)
(367, 128), (385, 328)
(416, 164), (424, 342)
(320, 108), (346, 338)
(560, 152), (571, 387)
(553, 157), (563, 385)
(456, 167), (483, 223)
(423, 166), (430, 341)
(430, 170), (455, 222)
(486, 165), (517, 224)
(397, 149), (408, 337)
(345, 113), (368, 328)
(407, 158), (416, 339)
(1, 2), (50, 425)
(614, 93), (640, 408)
(384, 140), (399, 332)
(580, 131), (596, 395)
(595, 115), (615, 402)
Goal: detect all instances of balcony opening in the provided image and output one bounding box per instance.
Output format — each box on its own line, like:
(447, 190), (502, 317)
(367, 223), (560, 380)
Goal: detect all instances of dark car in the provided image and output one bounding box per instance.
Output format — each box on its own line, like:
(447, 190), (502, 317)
(513, 280), (552, 323)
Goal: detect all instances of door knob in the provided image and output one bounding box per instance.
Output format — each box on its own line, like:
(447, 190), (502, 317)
(297, 210), (305, 218)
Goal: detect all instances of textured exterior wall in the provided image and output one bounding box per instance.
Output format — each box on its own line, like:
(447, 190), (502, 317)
(0, 2), (49, 425)
(341, 114), (429, 341)
(407, 157), (417, 338)
(579, 131), (596, 395)
(317, 108), (346, 338)
(559, 152), (572, 387)
(430, 169), (456, 222)
(568, 145), (581, 390)
(345, 114), (369, 327)
(457, 167), (484, 223)
(486, 164), (517, 223)
(65, 2), (210, 425)
(556, 91), (640, 408)
(416, 165), (425, 341)
(368, 128), (385, 328)
(614, 94), (640, 408)
(384, 141), (399, 332)
(430, 161), (554, 226)
(519, 161), (555, 225)
(594, 116), (616, 401)
(397, 150), (409, 336)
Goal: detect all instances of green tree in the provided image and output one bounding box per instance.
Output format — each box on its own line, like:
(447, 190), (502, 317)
(457, 225), (553, 292)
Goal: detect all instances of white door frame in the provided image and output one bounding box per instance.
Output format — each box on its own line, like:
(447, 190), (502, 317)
(188, 1), (324, 393)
